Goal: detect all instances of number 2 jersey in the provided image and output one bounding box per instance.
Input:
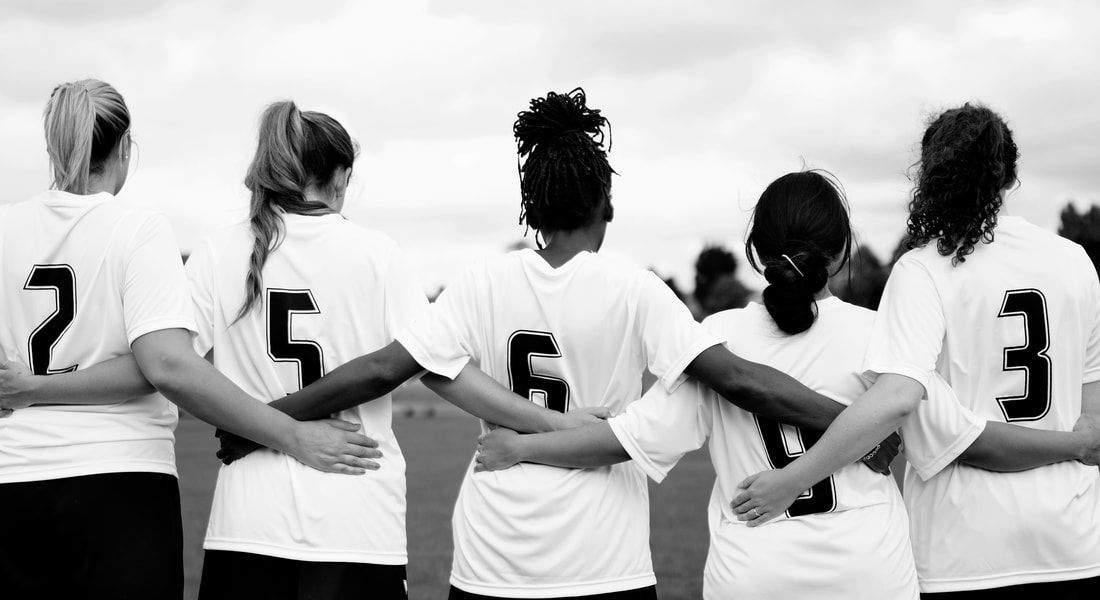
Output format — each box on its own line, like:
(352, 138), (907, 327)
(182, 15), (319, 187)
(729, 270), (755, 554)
(186, 213), (428, 564)
(866, 216), (1100, 592)
(608, 298), (964, 600)
(0, 191), (194, 484)
(396, 248), (722, 598)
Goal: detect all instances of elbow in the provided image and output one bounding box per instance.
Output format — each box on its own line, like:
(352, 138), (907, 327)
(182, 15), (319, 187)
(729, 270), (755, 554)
(138, 352), (192, 397)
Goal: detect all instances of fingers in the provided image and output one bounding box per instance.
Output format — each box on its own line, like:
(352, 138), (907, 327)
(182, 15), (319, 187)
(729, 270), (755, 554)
(324, 463), (367, 476)
(736, 472), (760, 490)
(343, 444), (384, 460)
(339, 455), (379, 471)
(744, 509), (777, 527)
(344, 433), (379, 448)
(324, 419), (363, 432)
(730, 496), (757, 515)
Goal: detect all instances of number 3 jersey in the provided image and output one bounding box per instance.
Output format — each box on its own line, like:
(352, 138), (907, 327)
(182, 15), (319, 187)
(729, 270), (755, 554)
(866, 216), (1100, 592)
(0, 191), (194, 484)
(186, 213), (428, 564)
(396, 249), (722, 598)
(609, 298), (951, 600)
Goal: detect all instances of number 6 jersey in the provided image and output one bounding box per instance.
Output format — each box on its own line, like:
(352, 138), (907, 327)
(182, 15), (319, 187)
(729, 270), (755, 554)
(865, 216), (1100, 593)
(0, 191), (194, 483)
(396, 249), (722, 598)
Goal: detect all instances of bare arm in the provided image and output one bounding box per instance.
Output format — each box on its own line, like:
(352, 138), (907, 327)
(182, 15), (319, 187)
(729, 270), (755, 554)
(131, 328), (379, 474)
(958, 420), (1097, 471)
(474, 422), (630, 471)
(0, 355), (154, 411)
(685, 345), (845, 432)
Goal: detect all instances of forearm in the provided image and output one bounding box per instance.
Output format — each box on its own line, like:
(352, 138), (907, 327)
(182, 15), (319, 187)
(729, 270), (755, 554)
(959, 422), (1087, 472)
(269, 342), (418, 421)
(26, 355), (155, 406)
(515, 422), (630, 468)
(783, 375), (922, 488)
(687, 346), (844, 431)
(423, 365), (567, 433)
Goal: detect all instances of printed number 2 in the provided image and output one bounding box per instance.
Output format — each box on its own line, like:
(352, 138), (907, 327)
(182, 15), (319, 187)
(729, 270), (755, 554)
(754, 416), (836, 517)
(507, 330), (570, 413)
(996, 289), (1053, 422)
(25, 264), (78, 376)
(267, 289), (324, 391)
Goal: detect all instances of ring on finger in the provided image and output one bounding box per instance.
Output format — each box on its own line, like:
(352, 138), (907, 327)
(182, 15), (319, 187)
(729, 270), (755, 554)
(750, 507), (760, 518)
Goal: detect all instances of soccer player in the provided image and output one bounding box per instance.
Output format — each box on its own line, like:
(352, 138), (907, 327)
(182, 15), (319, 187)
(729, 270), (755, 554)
(0, 80), (379, 598)
(213, 89), (894, 600)
(731, 104), (1100, 597)
(473, 170), (1100, 600)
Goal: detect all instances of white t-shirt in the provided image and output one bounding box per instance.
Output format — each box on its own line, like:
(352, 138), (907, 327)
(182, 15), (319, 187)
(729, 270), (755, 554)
(865, 216), (1100, 592)
(188, 213), (427, 564)
(396, 249), (722, 598)
(0, 191), (194, 483)
(610, 299), (941, 600)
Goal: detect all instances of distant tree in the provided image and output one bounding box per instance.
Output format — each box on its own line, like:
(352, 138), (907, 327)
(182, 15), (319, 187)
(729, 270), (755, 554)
(831, 245), (889, 310)
(1058, 203), (1100, 277)
(692, 245), (751, 319)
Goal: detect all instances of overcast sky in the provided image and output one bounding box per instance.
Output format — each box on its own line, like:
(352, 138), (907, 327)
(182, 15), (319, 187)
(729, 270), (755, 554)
(2, 0), (1098, 291)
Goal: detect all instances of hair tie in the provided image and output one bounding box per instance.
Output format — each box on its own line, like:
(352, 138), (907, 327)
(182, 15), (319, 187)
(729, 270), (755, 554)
(781, 254), (805, 278)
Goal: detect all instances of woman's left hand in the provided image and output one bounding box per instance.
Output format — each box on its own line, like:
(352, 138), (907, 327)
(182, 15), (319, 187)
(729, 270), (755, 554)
(729, 469), (805, 527)
(474, 427), (524, 472)
(0, 360), (40, 414)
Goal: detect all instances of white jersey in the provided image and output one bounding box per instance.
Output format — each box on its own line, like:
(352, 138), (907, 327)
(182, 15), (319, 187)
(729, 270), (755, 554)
(396, 249), (721, 598)
(610, 299), (937, 600)
(187, 213), (428, 564)
(0, 191), (194, 483)
(865, 216), (1100, 592)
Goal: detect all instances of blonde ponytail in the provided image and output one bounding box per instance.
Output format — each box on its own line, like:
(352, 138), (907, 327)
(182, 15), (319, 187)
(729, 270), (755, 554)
(42, 79), (130, 194)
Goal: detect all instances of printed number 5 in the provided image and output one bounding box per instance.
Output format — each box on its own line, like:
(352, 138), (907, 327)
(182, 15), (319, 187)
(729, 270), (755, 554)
(266, 289), (324, 391)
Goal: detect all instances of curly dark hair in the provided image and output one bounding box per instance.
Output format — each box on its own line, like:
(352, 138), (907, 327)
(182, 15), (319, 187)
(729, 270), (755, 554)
(513, 88), (614, 241)
(906, 103), (1019, 265)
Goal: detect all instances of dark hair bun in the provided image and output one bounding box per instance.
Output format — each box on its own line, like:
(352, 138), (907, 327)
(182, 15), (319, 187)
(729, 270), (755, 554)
(761, 250), (830, 335)
(514, 88), (608, 158)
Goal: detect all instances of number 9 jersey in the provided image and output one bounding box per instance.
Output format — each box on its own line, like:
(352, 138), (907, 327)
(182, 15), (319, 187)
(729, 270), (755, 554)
(865, 216), (1100, 593)
(396, 248), (723, 598)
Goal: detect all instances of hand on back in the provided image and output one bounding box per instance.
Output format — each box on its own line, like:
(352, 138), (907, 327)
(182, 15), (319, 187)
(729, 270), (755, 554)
(216, 419), (384, 475)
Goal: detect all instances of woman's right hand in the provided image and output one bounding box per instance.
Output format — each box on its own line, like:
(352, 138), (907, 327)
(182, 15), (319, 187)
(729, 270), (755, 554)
(0, 360), (41, 415)
(287, 419), (383, 474)
(555, 406), (611, 430)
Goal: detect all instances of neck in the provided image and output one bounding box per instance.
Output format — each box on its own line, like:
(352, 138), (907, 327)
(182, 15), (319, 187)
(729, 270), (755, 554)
(303, 187), (341, 213)
(535, 226), (603, 268)
(85, 172), (119, 196)
(813, 286), (833, 301)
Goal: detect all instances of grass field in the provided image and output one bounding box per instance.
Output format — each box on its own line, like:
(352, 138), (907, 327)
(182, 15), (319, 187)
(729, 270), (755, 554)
(175, 392), (716, 600)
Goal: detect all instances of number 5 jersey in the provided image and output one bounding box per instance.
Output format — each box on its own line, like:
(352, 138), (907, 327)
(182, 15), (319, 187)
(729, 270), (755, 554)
(396, 248), (722, 598)
(186, 213), (428, 565)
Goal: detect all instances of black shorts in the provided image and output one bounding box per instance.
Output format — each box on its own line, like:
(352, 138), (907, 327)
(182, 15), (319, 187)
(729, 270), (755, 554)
(448, 585), (659, 600)
(198, 550), (408, 600)
(0, 471), (183, 600)
(921, 575), (1100, 600)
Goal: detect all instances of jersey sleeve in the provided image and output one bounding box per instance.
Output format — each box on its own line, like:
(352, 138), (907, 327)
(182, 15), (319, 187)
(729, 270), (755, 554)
(608, 379), (713, 483)
(184, 237), (217, 356)
(863, 255), (946, 393)
(901, 373), (987, 481)
(1080, 250), (1100, 384)
(121, 214), (197, 345)
(636, 272), (723, 393)
(395, 268), (479, 380)
(382, 246), (430, 341)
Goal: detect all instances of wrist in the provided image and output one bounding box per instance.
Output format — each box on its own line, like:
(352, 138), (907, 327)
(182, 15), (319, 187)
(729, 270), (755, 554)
(1071, 430), (1090, 461)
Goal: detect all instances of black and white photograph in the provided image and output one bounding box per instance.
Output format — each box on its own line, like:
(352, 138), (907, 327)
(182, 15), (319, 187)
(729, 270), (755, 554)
(1, 1), (1099, 599)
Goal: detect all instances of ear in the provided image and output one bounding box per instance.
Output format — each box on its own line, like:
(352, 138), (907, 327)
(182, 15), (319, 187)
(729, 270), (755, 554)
(604, 201), (614, 222)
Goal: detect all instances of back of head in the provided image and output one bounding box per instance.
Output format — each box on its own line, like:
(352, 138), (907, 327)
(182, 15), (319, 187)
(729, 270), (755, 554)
(513, 88), (614, 240)
(42, 79), (130, 194)
(238, 100), (357, 319)
(745, 171), (853, 334)
(907, 102), (1019, 265)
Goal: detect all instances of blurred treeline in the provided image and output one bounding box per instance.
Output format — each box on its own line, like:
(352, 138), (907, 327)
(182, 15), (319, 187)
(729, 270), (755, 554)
(669, 202), (1100, 320)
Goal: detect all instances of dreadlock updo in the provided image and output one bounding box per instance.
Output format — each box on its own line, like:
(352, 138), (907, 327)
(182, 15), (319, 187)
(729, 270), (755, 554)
(906, 103), (1019, 265)
(745, 171), (853, 335)
(514, 88), (615, 238)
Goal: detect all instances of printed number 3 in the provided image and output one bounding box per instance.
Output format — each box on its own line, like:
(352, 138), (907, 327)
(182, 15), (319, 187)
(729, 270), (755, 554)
(996, 288), (1052, 422)
(25, 264), (78, 376)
